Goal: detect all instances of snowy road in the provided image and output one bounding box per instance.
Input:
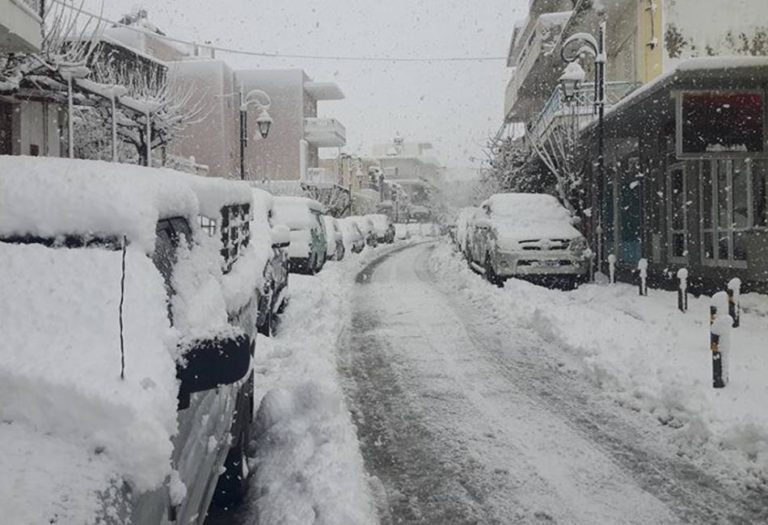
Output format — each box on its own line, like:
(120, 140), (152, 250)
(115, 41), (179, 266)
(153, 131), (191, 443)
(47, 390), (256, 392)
(339, 242), (766, 525)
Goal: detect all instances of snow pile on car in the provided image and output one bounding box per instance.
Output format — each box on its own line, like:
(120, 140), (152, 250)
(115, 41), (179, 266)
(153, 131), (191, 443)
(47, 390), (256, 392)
(0, 242), (178, 523)
(483, 193), (572, 223)
(0, 156), (198, 253)
(430, 243), (768, 485)
(273, 197), (325, 230)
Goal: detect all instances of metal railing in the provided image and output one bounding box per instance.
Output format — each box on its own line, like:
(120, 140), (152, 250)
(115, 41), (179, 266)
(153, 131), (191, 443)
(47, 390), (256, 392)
(529, 81), (639, 141)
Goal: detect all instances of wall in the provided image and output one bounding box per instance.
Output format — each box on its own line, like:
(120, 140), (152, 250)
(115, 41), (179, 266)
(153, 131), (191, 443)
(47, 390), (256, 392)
(168, 60), (239, 178)
(235, 69), (306, 182)
(17, 100), (61, 157)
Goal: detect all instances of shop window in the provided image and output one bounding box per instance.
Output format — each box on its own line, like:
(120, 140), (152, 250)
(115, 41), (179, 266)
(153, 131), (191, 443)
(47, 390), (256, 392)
(678, 91), (765, 156)
(699, 159), (751, 267)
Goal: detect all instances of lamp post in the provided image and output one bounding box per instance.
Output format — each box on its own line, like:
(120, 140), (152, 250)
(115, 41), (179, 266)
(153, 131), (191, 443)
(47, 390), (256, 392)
(560, 21), (607, 278)
(239, 88), (273, 181)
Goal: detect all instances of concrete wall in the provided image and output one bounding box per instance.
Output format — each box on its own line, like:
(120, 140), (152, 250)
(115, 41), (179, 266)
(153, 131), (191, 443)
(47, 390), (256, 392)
(168, 60), (239, 178)
(235, 69), (307, 182)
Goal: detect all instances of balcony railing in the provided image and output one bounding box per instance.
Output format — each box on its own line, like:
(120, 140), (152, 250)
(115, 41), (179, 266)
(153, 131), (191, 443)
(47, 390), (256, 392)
(529, 81), (640, 141)
(304, 117), (346, 147)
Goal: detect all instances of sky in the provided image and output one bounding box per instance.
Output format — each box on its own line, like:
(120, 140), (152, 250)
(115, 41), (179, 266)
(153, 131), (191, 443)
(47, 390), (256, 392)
(81, 0), (526, 171)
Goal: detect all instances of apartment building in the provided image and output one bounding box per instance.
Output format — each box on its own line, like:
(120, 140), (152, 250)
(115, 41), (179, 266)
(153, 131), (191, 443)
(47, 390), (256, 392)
(234, 69), (345, 182)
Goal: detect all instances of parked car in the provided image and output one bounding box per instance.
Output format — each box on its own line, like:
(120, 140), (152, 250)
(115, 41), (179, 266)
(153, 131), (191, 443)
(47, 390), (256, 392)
(272, 196), (328, 274)
(369, 213), (396, 244)
(0, 157), (255, 525)
(468, 193), (588, 288)
(350, 215), (377, 247)
(339, 217), (366, 253)
(322, 215), (346, 261)
(455, 206), (481, 257)
(250, 188), (291, 336)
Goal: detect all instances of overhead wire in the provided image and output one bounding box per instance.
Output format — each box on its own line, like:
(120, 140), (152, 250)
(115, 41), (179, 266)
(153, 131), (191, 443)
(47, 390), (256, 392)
(51, 0), (508, 63)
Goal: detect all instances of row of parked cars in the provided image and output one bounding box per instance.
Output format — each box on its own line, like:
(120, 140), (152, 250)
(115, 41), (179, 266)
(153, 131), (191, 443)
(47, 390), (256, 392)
(452, 193), (590, 288)
(0, 156), (395, 525)
(272, 195), (396, 274)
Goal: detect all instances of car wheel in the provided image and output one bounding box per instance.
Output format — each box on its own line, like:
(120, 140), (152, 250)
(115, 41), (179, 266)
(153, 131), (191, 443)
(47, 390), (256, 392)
(258, 299), (277, 337)
(213, 424), (250, 506)
(485, 254), (503, 288)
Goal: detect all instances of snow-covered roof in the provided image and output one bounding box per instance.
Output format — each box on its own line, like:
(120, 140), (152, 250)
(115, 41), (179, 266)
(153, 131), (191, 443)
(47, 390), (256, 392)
(0, 156), (198, 253)
(272, 196), (325, 229)
(180, 175), (253, 219)
(274, 196), (325, 213)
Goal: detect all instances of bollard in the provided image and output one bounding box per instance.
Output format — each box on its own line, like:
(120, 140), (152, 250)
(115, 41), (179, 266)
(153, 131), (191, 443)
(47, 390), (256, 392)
(710, 291), (732, 389)
(607, 254), (616, 284)
(677, 268), (688, 313)
(727, 277), (741, 328)
(637, 258), (648, 296)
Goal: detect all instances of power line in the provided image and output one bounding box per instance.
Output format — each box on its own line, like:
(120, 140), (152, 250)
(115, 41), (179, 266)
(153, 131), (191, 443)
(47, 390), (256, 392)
(52, 0), (508, 63)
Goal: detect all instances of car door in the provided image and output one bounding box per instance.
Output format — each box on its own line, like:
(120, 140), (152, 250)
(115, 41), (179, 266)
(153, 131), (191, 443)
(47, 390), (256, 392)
(152, 218), (238, 524)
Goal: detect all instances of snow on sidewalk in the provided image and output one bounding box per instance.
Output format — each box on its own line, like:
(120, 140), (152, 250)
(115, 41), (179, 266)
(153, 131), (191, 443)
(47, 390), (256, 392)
(430, 243), (768, 487)
(246, 244), (403, 525)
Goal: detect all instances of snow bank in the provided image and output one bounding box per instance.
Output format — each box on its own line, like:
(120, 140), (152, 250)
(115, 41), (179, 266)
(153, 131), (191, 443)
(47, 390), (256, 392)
(430, 243), (768, 485)
(247, 245), (402, 524)
(0, 241), (179, 522)
(0, 156), (198, 253)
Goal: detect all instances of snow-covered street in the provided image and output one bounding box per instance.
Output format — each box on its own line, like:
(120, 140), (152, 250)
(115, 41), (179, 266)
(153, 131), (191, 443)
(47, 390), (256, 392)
(211, 240), (767, 524)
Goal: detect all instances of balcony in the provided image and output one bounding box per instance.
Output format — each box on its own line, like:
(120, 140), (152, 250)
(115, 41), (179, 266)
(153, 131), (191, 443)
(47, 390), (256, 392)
(505, 11), (572, 121)
(529, 81), (640, 142)
(304, 117), (346, 148)
(0, 0), (43, 53)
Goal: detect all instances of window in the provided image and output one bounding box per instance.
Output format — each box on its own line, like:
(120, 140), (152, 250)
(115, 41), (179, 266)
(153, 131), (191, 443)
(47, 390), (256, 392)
(678, 91), (765, 157)
(667, 165), (688, 261)
(699, 160), (752, 267)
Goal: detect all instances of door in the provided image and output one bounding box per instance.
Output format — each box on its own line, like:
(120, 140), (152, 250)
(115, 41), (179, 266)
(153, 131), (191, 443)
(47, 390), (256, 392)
(618, 158), (642, 263)
(667, 164), (688, 263)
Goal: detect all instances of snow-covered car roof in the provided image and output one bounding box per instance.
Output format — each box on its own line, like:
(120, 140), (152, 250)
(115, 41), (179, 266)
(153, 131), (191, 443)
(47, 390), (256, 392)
(0, 156), (198, 253)
(482, 193), (571, 223)
(181, 175), (253, 220)
(369, 214), (391, 227)
(273, 197), (325, 229)
(274, 196), (326, 213)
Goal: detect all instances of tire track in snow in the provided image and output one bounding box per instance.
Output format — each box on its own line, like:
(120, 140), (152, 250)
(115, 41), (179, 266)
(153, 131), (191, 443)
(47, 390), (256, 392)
(340, 243), (690, 524)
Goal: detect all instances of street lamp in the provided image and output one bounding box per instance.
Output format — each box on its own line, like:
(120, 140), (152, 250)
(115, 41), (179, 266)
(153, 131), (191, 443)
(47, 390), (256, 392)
(559, 60), (586, 102)
(239, 88), (273, 180)
(560, 21), (607, 279)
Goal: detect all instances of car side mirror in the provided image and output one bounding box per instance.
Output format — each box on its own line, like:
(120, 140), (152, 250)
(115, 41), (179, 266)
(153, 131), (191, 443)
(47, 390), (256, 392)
(176, 333), (252, 410)
(271, 224), (291, 249)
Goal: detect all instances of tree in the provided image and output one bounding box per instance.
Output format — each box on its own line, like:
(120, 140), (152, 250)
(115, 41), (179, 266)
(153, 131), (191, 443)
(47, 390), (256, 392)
(526, 105), (590, 216)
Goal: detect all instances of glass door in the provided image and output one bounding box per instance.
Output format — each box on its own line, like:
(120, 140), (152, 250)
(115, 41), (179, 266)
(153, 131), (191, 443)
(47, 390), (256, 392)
(667, 164), (688, 262)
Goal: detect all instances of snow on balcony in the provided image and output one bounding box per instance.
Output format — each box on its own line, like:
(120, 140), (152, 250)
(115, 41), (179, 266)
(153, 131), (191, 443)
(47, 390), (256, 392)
(529, 81), (640, 141)
(304, 118), (347, 148)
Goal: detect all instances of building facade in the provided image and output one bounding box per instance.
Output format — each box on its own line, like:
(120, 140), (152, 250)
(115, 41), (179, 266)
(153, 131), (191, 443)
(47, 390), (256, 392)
(505, 0), (768, 291)
(234, 69), (345, 182)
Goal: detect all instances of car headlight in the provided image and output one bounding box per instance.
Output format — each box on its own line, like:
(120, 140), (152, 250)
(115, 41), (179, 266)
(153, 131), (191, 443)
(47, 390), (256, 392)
(570, 237), (587, 253)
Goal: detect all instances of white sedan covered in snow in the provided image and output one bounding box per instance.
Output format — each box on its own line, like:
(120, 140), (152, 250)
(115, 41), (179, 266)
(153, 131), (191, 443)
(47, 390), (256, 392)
(468, 193), (589, 287)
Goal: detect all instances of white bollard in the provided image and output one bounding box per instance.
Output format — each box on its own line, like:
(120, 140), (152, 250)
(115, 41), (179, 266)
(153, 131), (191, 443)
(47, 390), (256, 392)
(727, 277), (741, 328)
(677, 268), (688, 312)
(710, 291), (732, 388)
(637, 258), (648, 296)
(607, 254), (616, 284)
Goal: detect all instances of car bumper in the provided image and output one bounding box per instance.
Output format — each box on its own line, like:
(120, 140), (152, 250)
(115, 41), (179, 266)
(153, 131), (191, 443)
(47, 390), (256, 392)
(493, 251), (587, 277)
